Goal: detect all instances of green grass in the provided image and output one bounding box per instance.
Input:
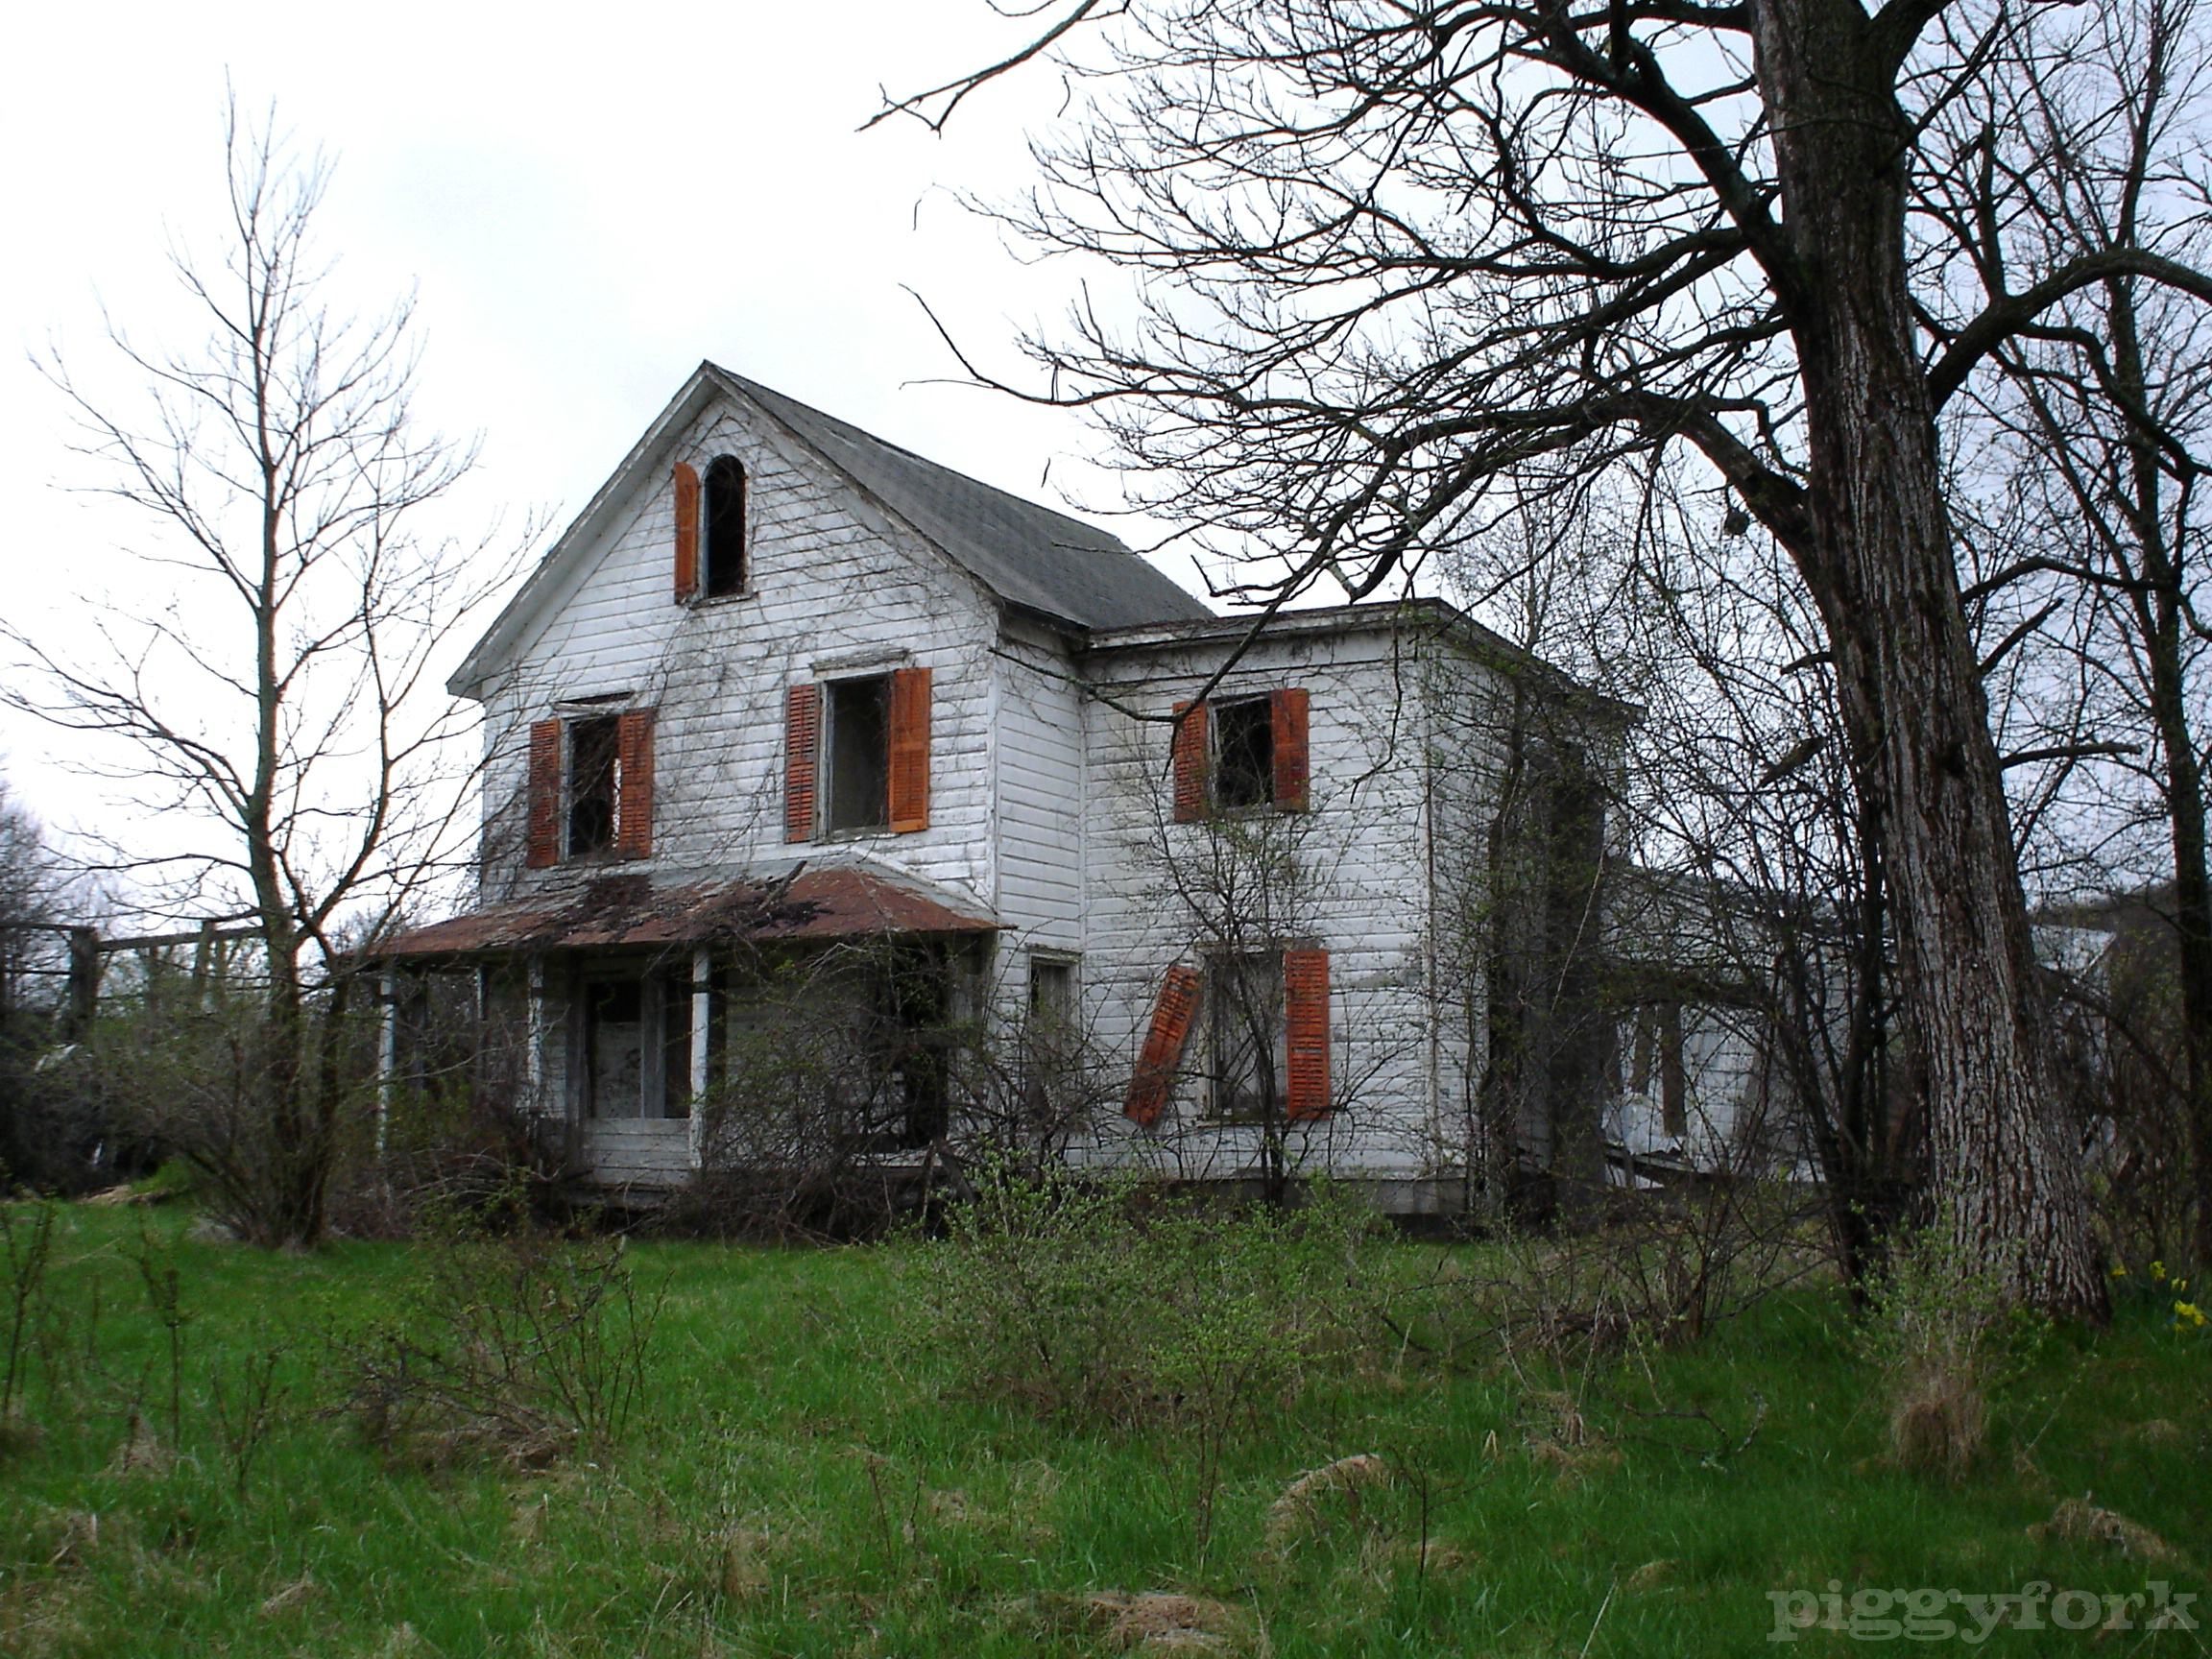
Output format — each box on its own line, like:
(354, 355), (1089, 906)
(0, 1200), (2205, 1656)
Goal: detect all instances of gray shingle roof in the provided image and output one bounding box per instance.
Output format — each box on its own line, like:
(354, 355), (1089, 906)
(712, 366), (1214, 632)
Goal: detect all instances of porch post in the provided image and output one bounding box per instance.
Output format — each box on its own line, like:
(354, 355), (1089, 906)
(526, 954), (547, 1116)
(375, 970), (397, 1163)
(689, 948), (711, 1168)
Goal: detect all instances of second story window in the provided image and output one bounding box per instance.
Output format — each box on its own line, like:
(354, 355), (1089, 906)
(566, 715), (622, 855)
(1171, 686), (1310, 821)
(1213, 698), (1276, 810)
(524, 706), (656, 867)
(784, 667), (932, 842)
(827, 675), (892, 831)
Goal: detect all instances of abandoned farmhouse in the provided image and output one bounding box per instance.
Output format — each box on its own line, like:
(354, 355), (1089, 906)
(381, 364), (1764, 1214)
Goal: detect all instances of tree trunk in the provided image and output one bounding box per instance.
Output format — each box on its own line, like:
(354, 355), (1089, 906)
(1753, 0), (2106, 1316)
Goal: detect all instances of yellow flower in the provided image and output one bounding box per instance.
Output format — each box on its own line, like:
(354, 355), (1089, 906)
(2152, 1261), (2168, 1281)
(2174, 1301), (2207, 1328)
(2112, 1264), (2129, 1278)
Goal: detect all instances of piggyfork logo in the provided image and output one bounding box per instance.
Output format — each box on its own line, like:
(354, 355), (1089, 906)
(1766, 1580), (2199, 1642)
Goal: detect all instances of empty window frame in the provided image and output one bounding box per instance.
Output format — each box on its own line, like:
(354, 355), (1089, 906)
(1213, 697), (1276, 810)
(826, 675), (892, 832)
(1171, 688), (1309, 820)
(1204, 950), (1287, 1121)
(703, 455), (746, 597)
(567, 715), (622, 856)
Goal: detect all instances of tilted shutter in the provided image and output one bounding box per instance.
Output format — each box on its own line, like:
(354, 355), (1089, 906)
(1125, 964), (1201, 1127)
(888, 665), (932, 833)
(673, 462), (701, 602)
(1271, 687), (1310, 811)
(525, 719), (562, 869)
(784, 683), (820, 843)
(615, 708), (656, 860)
(1171, 699), (1209, 823)
(1284, 948), (1332, 1120)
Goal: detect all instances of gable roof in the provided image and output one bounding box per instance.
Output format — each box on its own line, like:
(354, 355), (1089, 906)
(718, 368), (1214, 634)
(450, 364), (1211, 697)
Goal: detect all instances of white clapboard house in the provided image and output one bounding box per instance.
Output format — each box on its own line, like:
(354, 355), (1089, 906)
(380, 364), (1640, 1214)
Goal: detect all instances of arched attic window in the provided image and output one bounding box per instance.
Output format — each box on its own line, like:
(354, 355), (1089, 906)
(704, 455), (746, 597)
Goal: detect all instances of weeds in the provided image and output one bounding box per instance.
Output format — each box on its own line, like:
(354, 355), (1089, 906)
(1856, 1214), (2041, 1478)
(0, 1199), (57, 1430)
(209, 1347), (291, 1501)
(331, 1217), (660, 1469)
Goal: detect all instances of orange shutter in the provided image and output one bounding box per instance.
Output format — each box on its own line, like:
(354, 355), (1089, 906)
(1171, 699), (1209, 823)
(1271, 687), (1310, 811)
(525, 719), (562, 869)
(1284, 948), (1331, 1120)
(673, 463), (701, 602)
(1125, 964), (1201, 1126)
(784, 683), (820, 843)
(888, 665), (932, 832)
(615, 708), (656, 860)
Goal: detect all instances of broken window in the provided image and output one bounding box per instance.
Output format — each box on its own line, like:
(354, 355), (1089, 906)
(826, 675), (892, 832)
(566, 715), (622, 856)
(704, 455), (746, 597)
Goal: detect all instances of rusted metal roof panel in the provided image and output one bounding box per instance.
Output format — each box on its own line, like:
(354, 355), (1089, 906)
(378, 867), (998, 959)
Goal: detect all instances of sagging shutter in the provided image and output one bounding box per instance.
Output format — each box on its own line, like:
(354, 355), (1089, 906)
(1284, 948), (1332, 1120)
(1271, 686), (1310, 811)
(615, 708), (656, 860)
(888, 665), (932, 832)
(784, 683), (820, 843)
(1171, 699), (1209, 823)
(1125, 963), (1201, 1127)
(673, 462), (701, 602)
(525, 719), (562, 869)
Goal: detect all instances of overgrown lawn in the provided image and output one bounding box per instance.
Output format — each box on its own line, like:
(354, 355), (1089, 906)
(0, 1201), (2204, 1655)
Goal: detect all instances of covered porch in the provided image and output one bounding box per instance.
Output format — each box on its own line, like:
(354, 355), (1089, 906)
(374, 864), (999, 1192)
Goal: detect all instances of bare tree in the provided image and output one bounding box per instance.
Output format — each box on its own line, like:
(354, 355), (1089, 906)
(4, 105), (523, 1246)
(876, 0), (2212, 1313)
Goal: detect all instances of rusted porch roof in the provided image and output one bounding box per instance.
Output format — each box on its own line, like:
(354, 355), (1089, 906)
(376, 867), (998, 960)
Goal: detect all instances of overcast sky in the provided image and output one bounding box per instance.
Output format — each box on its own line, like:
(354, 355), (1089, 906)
(2, 0), (1234, 851)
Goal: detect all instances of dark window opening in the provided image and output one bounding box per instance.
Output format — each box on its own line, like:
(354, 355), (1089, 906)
(704, 455), (746, 597)
(1206, 950), (1286, 1121)
(1028, 959), (1073, 1025)
(1214, 697), (1275, 810)
(827, 675), (890, 832)
(567, 715), (621, 856)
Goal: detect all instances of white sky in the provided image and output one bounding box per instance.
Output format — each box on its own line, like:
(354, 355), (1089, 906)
(0, 0), (1233, 857)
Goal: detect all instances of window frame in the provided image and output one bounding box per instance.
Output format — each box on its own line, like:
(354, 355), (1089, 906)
(565, 713), (624, 859)
(1200, 948), (1289, 1124)
(702, 454), (748, 599)
(822, 672), (895, 836)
